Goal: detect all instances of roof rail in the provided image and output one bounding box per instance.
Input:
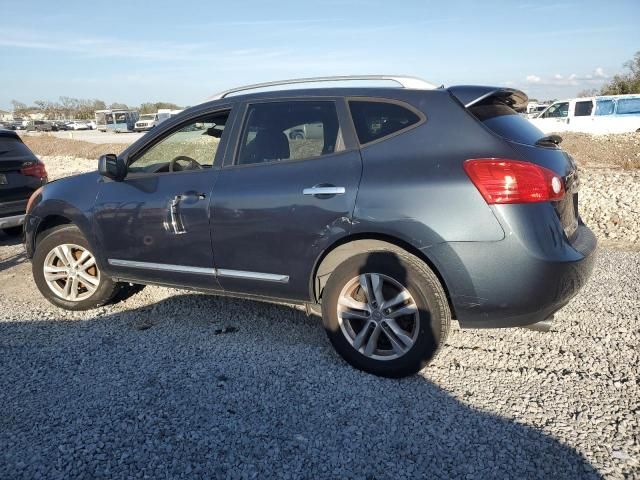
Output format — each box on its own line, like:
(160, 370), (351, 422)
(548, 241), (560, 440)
(208, 75), (437, 100)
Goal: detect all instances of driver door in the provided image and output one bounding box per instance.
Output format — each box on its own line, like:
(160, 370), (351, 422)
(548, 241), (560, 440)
(93, 108), (234, 290)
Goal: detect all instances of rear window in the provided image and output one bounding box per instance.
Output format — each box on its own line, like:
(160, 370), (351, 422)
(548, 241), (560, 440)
(349, 101), (421, 144)
(469, 101), (546, 146)
(0, 136), (38, 161)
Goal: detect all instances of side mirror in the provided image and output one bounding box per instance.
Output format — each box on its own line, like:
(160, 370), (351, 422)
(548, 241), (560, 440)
(98, 154), (127, 181)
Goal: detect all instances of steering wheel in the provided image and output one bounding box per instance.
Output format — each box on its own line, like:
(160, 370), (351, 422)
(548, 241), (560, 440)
(169, 155), (203, 172)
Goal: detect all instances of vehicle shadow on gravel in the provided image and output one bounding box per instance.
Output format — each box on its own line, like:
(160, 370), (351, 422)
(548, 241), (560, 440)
(0, 293), (603, 479)
(0, 233), (27, 273)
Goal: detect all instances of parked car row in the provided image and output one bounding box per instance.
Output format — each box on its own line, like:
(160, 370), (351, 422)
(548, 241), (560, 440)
(0, 120), (97, 132)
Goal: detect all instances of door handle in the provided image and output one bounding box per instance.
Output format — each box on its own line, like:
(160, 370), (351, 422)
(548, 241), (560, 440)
(303, 186), (346, 196)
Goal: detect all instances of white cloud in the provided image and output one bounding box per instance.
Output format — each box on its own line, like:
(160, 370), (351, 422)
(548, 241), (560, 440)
(526, 74), (541, 83)
(554, 74), (563, 80)
(594, 67), (607, 78)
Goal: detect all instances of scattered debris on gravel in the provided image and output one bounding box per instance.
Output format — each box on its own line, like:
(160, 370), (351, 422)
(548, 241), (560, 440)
(579, 169), (640, 247)
(1, 132), (639, 478)
(0, 232), (638, 478)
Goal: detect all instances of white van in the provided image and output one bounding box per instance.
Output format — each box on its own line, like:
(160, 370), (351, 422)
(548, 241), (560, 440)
(134, 111), (172, 131)
(530, 95), (640, 134)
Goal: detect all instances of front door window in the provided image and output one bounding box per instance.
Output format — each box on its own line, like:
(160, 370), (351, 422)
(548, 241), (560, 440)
(129, 112), (229, 174)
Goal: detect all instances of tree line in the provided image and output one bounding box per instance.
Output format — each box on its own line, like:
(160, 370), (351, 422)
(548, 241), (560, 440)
(9, 98), (183, 120)
(578, 50), (640, 97)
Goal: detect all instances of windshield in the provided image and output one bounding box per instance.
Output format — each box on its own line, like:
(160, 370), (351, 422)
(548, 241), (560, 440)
(139, 114), (156, 121)
(469, 101), (547, 146)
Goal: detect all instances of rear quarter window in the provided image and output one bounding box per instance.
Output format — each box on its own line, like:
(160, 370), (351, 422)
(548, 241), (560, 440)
(349, 101), (421, 145)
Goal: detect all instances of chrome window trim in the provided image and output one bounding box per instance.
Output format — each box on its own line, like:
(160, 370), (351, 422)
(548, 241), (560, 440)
(108, 259), (289, 283)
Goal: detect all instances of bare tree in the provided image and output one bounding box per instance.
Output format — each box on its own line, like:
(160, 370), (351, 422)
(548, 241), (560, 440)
(577, 88), (598, 98)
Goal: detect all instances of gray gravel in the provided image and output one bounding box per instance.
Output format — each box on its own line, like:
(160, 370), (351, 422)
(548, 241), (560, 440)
(0, 231), (638, 479)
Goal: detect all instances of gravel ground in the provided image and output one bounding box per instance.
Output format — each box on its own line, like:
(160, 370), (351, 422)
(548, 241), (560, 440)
(0, 233), (638, 479)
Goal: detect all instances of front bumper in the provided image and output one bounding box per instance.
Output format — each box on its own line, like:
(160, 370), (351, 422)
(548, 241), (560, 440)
(0, 214), (25, 229)
(426, 222), (597, 329)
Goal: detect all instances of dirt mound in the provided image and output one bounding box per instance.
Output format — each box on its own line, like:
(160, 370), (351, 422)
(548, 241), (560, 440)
(560, 132), (640, 169)
(21, 135), (127, 160)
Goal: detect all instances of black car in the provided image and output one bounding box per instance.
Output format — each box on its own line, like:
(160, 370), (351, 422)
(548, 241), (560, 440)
(23, 76), (596, 377)
(0, 129), (47, 236)
(26, 120), (57, 132)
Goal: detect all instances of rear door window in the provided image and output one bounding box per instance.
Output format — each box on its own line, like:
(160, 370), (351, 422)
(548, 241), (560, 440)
(237, 101), (344, 165)
(348, 101), (421, 144)
(574, 101), (593, 117)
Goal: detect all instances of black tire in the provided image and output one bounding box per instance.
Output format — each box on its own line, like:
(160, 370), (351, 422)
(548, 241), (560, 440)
(2, 226), (24, 237)
(32, 225), (120, 311)
(322, 250), (450, 378)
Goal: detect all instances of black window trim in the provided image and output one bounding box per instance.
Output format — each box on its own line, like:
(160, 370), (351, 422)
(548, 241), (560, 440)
(122, 106), (233, 179)
(226, 97), (356, 170)
(345, 96), (427, 147)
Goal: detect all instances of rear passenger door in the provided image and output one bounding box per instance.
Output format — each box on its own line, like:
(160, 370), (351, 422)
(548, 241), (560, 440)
(210, 99), (361, 301)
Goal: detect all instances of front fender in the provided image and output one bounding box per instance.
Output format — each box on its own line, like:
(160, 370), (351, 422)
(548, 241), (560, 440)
(26, 172), (103, 264)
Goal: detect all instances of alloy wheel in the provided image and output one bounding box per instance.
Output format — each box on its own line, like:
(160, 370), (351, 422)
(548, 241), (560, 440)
(337, 273), (420, 361)
(43, 244), (100, 301)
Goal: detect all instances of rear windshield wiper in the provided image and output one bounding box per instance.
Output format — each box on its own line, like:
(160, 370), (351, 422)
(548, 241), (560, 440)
(535, 134), (562, 147)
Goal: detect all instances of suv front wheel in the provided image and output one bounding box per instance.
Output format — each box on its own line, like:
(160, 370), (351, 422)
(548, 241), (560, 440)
(32, 225), (120, 310)
(322, 251), (450, 378)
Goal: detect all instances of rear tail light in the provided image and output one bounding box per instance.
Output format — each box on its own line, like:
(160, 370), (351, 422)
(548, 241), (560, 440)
(20, 161), (48, 179)
(463, 158), (565, 204)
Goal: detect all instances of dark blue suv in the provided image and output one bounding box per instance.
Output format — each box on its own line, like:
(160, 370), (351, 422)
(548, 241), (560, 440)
(24, 76), (596, 377)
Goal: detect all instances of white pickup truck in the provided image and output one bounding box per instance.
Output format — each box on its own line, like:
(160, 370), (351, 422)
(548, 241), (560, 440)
(529, 95), (640, 134)
(134, 111), (172, 132)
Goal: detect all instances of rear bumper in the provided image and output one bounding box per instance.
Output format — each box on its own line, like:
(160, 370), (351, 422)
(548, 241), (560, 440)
(0, 213), (25, 229)
(0, 198), (29, 217)
(426, 222), (597, 329)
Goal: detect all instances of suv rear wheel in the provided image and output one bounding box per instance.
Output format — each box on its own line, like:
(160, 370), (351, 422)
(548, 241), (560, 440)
(32, 225), (120, 310)
(322, 251), (450, 378)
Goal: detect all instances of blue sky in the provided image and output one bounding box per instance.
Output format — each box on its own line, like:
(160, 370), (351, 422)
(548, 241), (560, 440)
(1, 0), (639, 110)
